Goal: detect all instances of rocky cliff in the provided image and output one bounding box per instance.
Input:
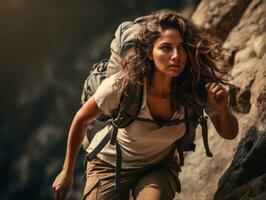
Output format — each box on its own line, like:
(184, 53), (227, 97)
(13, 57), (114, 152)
(177, 0), (266, 199)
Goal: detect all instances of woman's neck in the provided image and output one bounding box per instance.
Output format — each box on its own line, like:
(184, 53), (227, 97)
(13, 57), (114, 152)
(149, 71), (172, 96)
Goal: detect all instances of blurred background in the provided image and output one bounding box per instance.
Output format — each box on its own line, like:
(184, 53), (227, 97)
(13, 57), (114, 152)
(0, 0), (200, 199)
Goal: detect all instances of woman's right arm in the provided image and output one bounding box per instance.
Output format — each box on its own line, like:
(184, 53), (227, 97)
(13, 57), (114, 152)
(52, 96), (102, 200)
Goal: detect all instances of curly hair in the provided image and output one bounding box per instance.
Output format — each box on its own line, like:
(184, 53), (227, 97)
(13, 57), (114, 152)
(119, 9), (230, 110)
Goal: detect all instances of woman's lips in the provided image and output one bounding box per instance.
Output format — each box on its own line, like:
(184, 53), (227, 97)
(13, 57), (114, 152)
(169, 64), (181, 68)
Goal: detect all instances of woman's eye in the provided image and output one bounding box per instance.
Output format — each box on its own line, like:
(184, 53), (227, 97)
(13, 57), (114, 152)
(178, 45), (185, 50)
(161, 46), (171, 52)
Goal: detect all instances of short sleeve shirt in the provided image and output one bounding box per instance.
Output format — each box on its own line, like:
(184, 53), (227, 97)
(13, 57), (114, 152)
(87, 73), (218, 169)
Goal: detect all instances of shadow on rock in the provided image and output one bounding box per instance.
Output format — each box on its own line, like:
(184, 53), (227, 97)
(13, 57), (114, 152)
(214, 124), (266, 200)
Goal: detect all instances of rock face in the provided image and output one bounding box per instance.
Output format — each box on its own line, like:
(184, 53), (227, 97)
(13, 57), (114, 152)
(214, 125), (266, 200)
(192, 0), (252, 41)
(176, 0), (266, 199)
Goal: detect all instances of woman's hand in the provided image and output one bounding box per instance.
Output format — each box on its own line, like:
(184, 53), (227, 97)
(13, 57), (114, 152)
(205, 82), (238, 140)
(52, 170), (73, 200)
(205, 82), (229, 110)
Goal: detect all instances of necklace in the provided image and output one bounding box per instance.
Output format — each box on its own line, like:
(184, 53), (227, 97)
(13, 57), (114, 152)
(150, 83), (171, 102)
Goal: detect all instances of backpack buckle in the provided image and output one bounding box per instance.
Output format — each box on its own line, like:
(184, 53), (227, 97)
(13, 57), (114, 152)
(199, 115), (208, 125)
(155, 120), (166, 128)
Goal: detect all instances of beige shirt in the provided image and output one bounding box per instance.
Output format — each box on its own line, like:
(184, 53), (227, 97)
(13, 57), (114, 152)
(86, 73), (218, 169)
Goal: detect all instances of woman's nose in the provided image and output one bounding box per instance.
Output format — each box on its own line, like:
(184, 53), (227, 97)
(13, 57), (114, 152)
(171, 49), (179, 61)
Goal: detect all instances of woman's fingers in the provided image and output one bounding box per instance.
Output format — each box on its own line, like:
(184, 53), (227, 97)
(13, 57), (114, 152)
(56, 188), (67, 200)
(54, 186), (67, 200)
(52, 172), (72, 200)
(212, 87), (226, 99)
(205, 82), (218, 93)
(218, 90), (226, 98)
(53, 183), (61, 200)
(55, 183), (68, 200)
(211, 85), (222, 94)
(205, 82), (225, 98)
(205, 82), (229, 109)
(205, 82), (211, 91)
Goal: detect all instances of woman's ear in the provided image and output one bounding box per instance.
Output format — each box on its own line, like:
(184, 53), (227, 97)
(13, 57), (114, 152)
(148, 48), (153, 60)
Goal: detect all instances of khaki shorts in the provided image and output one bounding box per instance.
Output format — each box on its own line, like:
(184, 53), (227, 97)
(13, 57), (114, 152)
(82, 157), (181, 200)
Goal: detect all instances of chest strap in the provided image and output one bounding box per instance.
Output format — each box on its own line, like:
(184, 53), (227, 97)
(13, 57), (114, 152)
(126, 114), (188, 127)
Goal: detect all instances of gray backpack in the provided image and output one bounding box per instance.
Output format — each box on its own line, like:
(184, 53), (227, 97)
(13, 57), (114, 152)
(81, 18), (212, 191)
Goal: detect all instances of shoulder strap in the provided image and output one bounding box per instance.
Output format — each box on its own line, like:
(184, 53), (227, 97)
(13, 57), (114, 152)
(87, 77), (144, 192)
(112, 77), (144, 128)
(176, 105), (212, 166)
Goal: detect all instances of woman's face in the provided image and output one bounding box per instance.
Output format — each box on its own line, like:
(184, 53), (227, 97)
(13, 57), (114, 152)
(149, 28), (187, 78)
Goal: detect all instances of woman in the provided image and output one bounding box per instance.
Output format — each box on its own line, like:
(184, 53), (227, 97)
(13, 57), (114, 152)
(52, 9), (238, 200)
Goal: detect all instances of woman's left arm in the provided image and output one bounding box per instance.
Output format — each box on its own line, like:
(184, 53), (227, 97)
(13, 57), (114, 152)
(205, 82), (239, 140)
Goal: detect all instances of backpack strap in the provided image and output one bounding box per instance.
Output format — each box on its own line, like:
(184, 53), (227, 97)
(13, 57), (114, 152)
(176, 105), (213, 166)
(85, 122), (122, 192)
(109, 78), (144, 192)
(125, 114), (188, 128)
(115, 140), (122, 192)
(112, 77), (144, 128)
(86, 122), (113, 161)
(176, 140), (185, 166)
(175, 106), (191, 166)
(85, 78), (144, 192)
(199, 110), (213, 157)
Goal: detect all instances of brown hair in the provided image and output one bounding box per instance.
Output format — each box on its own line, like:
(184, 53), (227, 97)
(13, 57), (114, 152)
(119, 9), (230, 110)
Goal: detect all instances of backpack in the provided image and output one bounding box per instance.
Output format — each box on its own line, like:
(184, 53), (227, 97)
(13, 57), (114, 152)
(80, 18), (213, 191)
